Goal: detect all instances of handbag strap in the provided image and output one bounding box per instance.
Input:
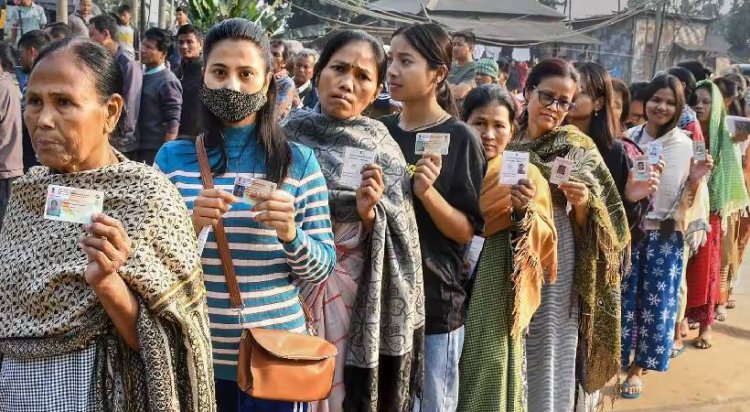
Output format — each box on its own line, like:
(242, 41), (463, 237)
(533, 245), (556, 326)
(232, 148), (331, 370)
(194, 136), (316, 326)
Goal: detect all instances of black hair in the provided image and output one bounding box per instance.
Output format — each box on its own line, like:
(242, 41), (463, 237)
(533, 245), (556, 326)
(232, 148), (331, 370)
(202, 18), (290, 184)
(18, 30), (50, 51)
(667, 66), (696, 103)
(677, 60), (711, 82)
(313, 30), (386, 89)
(642, 74), (685, 138)
(714, 76), (742, 116)
(32, 37), (125, 141)
(629, 81), (649, 102)
(270, 39), (289, 62)
(176, 5), (188, 14)
(45, 22), (72, 39)
(177, 23), (203, 41)
(0, 43), (15, 72)
(497, 61), (511, 75)
(611, 77), (630, 128)
(519, 58), (579, 130)
(392, 23), (459, 117)
(452, 30), (476, 46)
(143, 27), (172, 53)
(461, 84), (517, 124)
(117, 3), (132, 15)
(574, 62), (618, 149)
(90, 14), (119, 39)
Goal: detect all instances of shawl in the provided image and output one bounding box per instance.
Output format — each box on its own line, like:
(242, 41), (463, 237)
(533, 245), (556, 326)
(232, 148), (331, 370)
(699, 80), (750, 226)
(480, 154), (557, 337)
(507, 125), (630, 393)
(282, 109), (424, 412)
(0, 154), (215, 411)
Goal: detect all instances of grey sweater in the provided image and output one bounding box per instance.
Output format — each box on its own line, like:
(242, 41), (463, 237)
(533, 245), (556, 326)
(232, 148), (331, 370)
(114, 46), (143, 153)
(0, 74), (22, 179)
(137, 67), (182, 151)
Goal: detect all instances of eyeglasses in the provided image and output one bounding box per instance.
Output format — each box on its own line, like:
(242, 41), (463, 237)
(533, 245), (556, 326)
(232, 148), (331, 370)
(535, 87), (575, 112)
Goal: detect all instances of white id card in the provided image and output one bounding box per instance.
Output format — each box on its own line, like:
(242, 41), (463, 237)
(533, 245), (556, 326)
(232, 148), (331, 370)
(549, 157), (573, 185)
(499, 151), (530, 185)
(415, 133), (450, 155)
(633, 155), (649, 182)
(44, 185), (104, 224)
(693, 141), (707, 161)
(340, 147), (376, 189)
(233, 177), (277, 208)
(648, 142), (662, 165)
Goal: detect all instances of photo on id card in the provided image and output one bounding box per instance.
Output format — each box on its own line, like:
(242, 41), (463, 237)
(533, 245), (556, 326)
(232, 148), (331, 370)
(340, 146), (376, 189)
(499, 151), (530, 185)
(44, 185), (104, 224)
(233, 176), (276, 208)
(415, 133), (450, 155)
(633, 155), (649, 181)
(549, 157), (573, 185)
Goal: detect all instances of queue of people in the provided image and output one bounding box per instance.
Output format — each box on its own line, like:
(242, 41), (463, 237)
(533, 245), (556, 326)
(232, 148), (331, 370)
(1, 11), (750, 412)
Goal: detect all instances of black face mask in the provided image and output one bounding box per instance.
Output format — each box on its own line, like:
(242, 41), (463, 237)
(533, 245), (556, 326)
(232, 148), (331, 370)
(199, 86), (268, 123)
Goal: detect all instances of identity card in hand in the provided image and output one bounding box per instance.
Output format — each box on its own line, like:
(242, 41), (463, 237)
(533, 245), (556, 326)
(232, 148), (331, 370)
(693, 141), (707, 161)
(633, 155), (650, 182)
(415, 133), (450, 155)
(549, 157), (573, 185)
(499, 151), (530, 185)
(727, 115), (750, 135)
(44, 185), (104, 224)
(233, 177), (277, 208)
(648, 142), (662, 165)
(340, 146), (376, 189)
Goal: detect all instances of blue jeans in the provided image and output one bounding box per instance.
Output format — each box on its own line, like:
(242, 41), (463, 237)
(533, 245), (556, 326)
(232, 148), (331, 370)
(215, 379), (309, 412)
(414, 326), (465, 412)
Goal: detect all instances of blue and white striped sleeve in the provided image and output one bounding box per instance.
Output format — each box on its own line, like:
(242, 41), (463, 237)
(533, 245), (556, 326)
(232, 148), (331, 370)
(282, 150), (335, 285)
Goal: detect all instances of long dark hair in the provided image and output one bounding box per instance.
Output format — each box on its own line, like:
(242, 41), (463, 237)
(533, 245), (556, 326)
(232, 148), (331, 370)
(642, 74), (685, 138)
(518, 58), (579, 131)
(392, 23), (458, 117)
(201, 18), (290, 184)
(313, 30), (387, 90)
(0, 42), (15, 72)
(33, 37), (125, 141)
(574, 62), (618, 150)
(461, 84), (517, 124)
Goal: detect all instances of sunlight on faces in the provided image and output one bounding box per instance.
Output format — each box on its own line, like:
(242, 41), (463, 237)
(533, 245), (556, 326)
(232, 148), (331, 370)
(293, 55), (314, 86)
(203, 39), (270, 94)
(387, 34), (445, 104)
(467, 101), (514, 160)
(452, 37), (471, 62)
(611, 92), (624, 125)
(693, 87), (711, 124)
(177, 33), (202, 59)
(140, 38), (166, 67)
(645, 88), (677, 128)
(525, 76), (577, 133)
(24, 53), (123, 172)
(317, 41), (381, 120)
(88, 26), (108, 46)
(628, 100), (645, 127)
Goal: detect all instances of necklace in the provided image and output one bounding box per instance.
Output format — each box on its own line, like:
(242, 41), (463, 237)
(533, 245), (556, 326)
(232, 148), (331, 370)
(398, 112), (450, 132)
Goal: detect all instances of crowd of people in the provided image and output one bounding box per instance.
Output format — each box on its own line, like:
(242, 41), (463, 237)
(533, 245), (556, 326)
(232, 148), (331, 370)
(0, 4), (749, 412)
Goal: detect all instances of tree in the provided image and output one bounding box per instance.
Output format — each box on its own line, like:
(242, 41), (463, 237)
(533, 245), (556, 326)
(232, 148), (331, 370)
(185, 0), (291, 36)
(725, 0), (750, 49)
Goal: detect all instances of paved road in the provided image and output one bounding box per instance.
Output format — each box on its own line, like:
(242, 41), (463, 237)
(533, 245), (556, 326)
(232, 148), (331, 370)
(614, 248), (750, 411)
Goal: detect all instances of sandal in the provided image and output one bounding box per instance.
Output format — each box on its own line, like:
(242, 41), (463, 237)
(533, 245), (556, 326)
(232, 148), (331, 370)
(715, 305), (728, 322)
(694, 337), (712, 349)
(621, 380), (643, 399)
(688, 321), (700, 330)
(727, 300), (736, 310)
(671, 345), (687, 358)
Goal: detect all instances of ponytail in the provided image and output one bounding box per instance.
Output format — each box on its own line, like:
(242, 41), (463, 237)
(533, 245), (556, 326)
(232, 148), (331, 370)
(437, 81), (459, 118)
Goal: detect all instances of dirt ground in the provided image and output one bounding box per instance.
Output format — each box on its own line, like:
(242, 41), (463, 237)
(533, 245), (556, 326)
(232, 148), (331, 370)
(612, 249), (750, 412)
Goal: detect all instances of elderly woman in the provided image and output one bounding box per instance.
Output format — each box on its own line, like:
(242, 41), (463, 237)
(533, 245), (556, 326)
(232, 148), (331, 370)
(0, 38), (214, 411)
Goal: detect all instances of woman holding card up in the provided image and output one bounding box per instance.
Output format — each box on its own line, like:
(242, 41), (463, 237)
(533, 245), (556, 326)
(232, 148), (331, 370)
(281, 30), (423, 412)
(379, 23), (486, 411)
(154, 19), (336, 412)
(0, 38), (215, 410)
(621, 75), (714, 399)
(456, 84), (558, 412)
(506, 59), (630, 411)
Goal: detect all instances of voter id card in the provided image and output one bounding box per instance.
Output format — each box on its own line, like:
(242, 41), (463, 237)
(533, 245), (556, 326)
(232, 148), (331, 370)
(233, 177), (277, 208)
(415, 133), (450, 155)
(648, 142), (662, 165)
(499, 151), (530, 185)
(549, 157), (574, 185)
(693, 141), (707, 161)
(44, 185), (104, 224)
(340, 147), (376, 189)
(633, 155), (650, 182)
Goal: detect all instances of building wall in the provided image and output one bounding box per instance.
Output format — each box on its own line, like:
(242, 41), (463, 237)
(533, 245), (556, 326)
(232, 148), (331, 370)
(631, 16), (709, 82)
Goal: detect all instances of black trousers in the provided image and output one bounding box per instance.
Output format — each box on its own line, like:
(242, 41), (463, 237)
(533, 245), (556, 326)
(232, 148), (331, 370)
(0, 177), (17, 229)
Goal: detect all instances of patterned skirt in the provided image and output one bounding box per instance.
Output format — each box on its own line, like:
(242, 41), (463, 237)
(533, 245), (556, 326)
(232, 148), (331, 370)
(458, 230), (526, 412)
(720, 214), (742, 302)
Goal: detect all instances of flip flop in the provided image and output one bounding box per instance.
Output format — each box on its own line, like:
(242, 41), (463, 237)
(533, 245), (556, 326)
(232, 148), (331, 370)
(694, 337), (712, 349)
(727, 300), (736, 310)
(621, 380), (643, 400)
(688, 321), (700, 330)
(671, 345), (687, 358)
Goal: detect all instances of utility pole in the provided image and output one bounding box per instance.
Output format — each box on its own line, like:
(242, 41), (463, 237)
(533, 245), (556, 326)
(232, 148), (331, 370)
(651, 1), (667, 78)
(56, 0), (67, 23)
(158, 0), (167, 28)
(132, 0), (141, 33)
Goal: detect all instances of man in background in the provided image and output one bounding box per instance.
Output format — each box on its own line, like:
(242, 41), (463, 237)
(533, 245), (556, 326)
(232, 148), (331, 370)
(90, 14), (142, 158)
(448, 30), (476, 102)
(16, 29), (47, 170)
(7, 0), (46, 44)
(43, 21), (71, 41)
(173, 24), (202, 137)
(67, 0), (92, 37)
(293, 48), (318, 109)
(0, 42), (21, 227)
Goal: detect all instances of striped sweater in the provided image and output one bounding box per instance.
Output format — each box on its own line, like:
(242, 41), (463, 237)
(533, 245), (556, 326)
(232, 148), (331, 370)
(154, 124), (335, 380)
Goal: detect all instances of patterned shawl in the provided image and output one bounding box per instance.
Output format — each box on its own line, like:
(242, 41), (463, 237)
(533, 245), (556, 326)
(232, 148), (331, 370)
(508, 125), (630, 393)
(0, 155), (215, 411)
(283, 109), (424, 412)
(699, 80), (750, 225)
(481, 155), (558, 337)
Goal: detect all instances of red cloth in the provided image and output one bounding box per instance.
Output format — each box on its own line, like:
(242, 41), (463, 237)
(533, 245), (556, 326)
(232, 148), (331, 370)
(683, 118), (705, 143)
(687, 214), (721, 309)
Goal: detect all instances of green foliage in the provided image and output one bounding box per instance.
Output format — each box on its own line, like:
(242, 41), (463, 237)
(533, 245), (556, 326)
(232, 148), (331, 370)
(185, 0), (291, 36)
(725, 0), (750, 49)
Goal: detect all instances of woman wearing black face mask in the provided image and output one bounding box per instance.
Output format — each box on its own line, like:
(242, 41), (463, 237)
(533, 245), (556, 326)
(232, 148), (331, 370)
(154, 19), (336, 412)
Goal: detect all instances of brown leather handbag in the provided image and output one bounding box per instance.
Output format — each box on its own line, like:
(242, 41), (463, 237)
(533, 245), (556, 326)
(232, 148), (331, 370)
(195, 135), (337, 402)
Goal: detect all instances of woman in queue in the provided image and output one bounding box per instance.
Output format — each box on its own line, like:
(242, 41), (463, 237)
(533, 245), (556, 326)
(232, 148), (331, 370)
(457, 85), (558, 411)
(507, 59), (630, 411)
(154, 19), (335, 412)
(282, 30), (423, 412)
(0, 37), (214, 411)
